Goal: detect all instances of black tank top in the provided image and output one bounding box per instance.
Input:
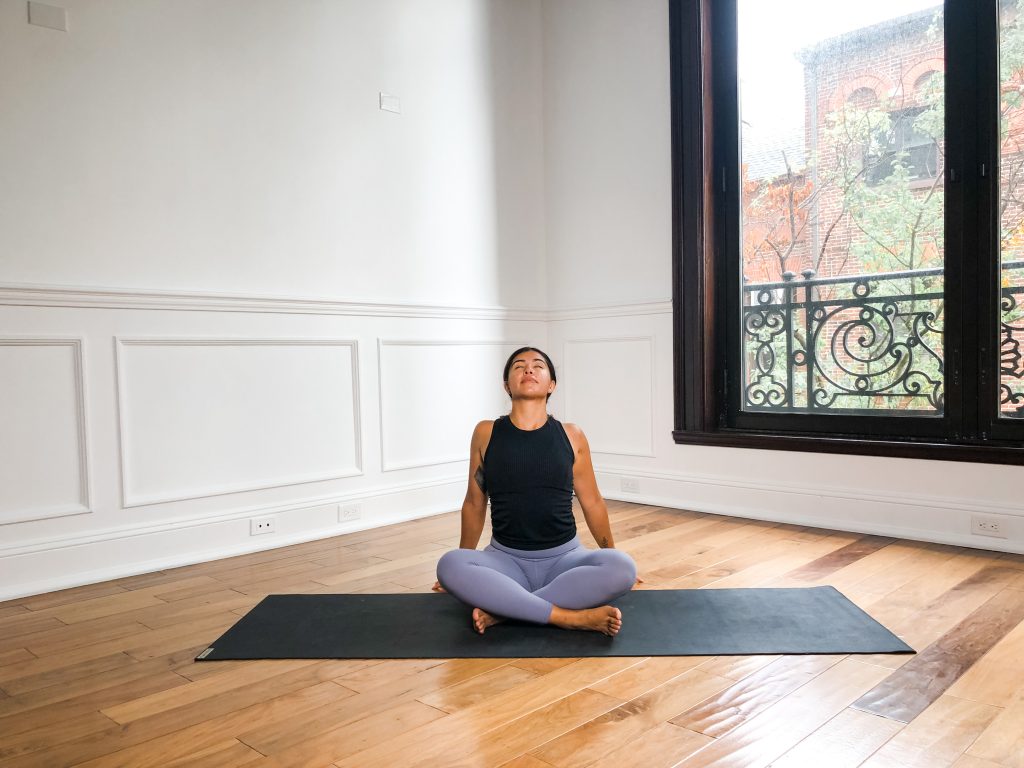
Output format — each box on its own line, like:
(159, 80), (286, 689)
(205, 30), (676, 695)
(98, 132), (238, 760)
(483, 414), (576, 550)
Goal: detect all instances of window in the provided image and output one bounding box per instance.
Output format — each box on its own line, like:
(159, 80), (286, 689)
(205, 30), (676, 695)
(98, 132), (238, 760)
(670, 0), (1024, 463)
(865, 106), (941, 185)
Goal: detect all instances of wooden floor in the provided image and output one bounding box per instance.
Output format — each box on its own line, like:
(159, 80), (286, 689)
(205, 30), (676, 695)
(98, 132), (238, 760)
(2, 501), (1023, 767)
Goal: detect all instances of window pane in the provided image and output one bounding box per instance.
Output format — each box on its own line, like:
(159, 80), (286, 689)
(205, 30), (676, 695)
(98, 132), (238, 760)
(738, 2), (945, 414)
(999, 0), (1024, 418)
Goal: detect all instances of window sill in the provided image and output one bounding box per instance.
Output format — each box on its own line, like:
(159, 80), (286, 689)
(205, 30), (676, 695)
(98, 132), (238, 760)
(671, 429), (1024, 465)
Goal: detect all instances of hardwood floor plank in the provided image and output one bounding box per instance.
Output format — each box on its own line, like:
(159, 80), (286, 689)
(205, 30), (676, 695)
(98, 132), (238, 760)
(853, 587), (1024, 723)
(951, 756), (1010, 768)
(209, 557), (334, 587)
(529, 669), (734, 768)
(585, 721), (712, 768)
(0, 651), (139, 696)
(768, 708), (904, 768)
(328, 657), (644, 768)
(851, 558), (1017, 673)
(0, 648), (35, 667)
(311, 552), (442, 589)
(129, 590), (258, 631)
(662, 534), (813, 590)
(241, 658), (512, 755)
(812, 541), (936, 599)
(777, 535), (897, 583)
(0, 710), (118, 763)
(349, 581), (415, 594)
(670, 655), (844, 738)
(7, 614), (234, 679)
(122, 612), (241, 660)
(840, 544), (963, 606)
(859, 694), (1001, 768)
(102, 659), (325, 723)
(150, 576), (237, 603)
(107, 570), (182, 590)
(334, 658), (450, 693)
(511, 658), (579, 675)
(694, 534), (860, 590)
(19, 581), (129, 611)
(587, 655), (711, 701)
(258, 699), (449, 768)
(164, 739), (264, 768)
(670, 658), (891, 768)
(964, 689), (1024, 767)
(416, 664), (539, 713)
(500, 755), (559, 768)
(615, 516), (737, 573)
(39, 577), (220, 624)
(19, 614), (151, 659)
(12, 668), (353, 768)
(0, 613), (67, 648)
(946, 601), (1024, 707)
(73, 677), (356, 768)
(429, 687), (625, 768)
(0, 648), (198, 724)
(345, 538), (450, 560)
(696, 654), (780, 682)
(0, 669), (191, 743)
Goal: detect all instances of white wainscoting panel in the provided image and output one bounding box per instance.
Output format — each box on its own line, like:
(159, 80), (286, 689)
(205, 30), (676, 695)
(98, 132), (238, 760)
(563, 337), (655, 456)
(379, 340), (526, 471)
(116, 338), (362, 506)
(0, 338), (91, 524)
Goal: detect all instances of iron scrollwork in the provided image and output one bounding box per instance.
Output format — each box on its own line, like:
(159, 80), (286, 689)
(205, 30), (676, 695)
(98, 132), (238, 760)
(1000, 277), (1024, 417)
(742, 267), (944, 413)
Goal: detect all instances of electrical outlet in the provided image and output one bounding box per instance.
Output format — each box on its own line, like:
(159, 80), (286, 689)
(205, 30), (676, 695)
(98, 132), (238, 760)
(249, 517), (276, 536)
(971, 514), (1008, 539)
(620, 477), (640, 493)
(339, 504), (362, 522)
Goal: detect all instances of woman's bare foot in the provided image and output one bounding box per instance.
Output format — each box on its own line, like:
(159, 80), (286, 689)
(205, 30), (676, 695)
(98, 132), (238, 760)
(548, 605), (622, 636)
(472, 607), (505, 634)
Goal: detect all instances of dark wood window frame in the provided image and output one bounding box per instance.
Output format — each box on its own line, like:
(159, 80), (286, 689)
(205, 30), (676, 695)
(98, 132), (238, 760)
(670, 0), (1024, 465)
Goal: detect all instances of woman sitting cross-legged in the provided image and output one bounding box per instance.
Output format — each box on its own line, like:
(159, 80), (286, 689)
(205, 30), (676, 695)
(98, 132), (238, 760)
(433, 346), (639, 636)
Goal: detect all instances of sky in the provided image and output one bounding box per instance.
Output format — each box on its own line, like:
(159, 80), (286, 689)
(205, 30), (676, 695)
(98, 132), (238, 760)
(738, 0), (943, 147)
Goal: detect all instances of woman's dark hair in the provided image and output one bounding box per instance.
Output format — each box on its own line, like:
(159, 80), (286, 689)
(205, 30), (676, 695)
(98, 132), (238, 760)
(503, 346), (556, 401)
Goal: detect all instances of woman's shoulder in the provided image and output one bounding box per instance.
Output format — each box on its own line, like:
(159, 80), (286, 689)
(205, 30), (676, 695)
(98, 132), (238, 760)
(557, 419), (587, 454)
(472, 419), (498, 443)
(557, 419), (583, 437)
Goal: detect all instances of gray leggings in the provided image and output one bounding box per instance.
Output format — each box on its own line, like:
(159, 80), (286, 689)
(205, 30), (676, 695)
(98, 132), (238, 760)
(435, 535), (637, 625)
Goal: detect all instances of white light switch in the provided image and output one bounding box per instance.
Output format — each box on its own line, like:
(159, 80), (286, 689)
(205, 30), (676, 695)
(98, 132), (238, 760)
(28, 2), (68, 31)
(379, 92), (401, 114)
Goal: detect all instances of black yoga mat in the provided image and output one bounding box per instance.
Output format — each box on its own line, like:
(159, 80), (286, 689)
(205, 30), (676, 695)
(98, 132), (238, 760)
(196, 586), (912, 660)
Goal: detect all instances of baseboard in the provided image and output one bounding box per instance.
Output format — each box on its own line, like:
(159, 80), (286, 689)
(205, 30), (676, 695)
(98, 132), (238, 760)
(597, 467), (1024, 555)
(0, 478), (463, 602)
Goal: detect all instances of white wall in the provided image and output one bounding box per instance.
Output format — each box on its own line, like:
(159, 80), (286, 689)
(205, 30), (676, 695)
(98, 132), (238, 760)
(0, 0), (548, 600)
(0, 0), (545, 309)
(542, 0), (672, 309)
(541, 0), (1024, 555)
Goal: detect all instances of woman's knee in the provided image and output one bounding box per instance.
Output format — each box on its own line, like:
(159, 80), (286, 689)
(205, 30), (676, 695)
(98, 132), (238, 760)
(603, 549), (637, 590)
(436, 549), (474, 588)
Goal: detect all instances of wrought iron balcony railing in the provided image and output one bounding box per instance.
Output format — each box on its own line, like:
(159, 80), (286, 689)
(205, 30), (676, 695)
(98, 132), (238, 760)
(742, 261), (1024, 415)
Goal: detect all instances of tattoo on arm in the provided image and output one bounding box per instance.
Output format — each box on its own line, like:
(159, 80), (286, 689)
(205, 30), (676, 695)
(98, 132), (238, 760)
(474, 465), (486, 493)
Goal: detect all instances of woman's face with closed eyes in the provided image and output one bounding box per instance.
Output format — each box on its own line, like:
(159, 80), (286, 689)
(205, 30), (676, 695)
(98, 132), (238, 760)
(505, 350), (556, 401)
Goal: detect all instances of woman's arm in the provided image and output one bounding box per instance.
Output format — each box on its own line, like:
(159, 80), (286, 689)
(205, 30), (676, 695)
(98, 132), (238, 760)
(434, 421), (492, 593)
(564, 424), (616, 548)
(458, 420), (492, 549)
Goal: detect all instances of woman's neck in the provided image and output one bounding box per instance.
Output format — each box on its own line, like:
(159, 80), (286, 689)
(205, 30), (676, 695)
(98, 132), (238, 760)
(509, 400), (549, 431)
